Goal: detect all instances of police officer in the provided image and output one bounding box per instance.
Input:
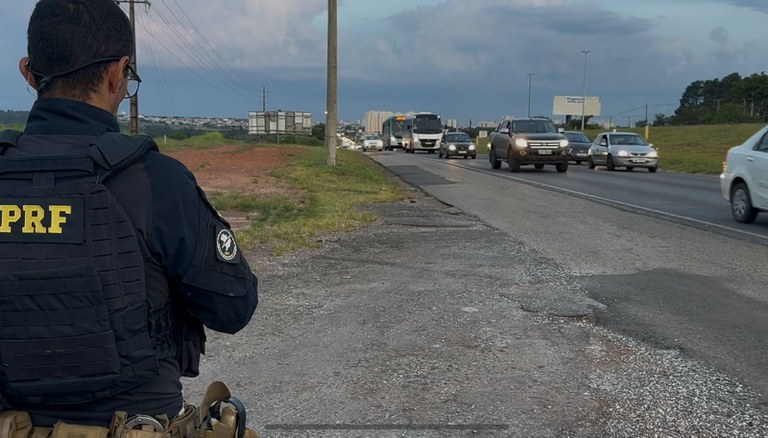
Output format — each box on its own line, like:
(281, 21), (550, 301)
(0, 0), (259, 428)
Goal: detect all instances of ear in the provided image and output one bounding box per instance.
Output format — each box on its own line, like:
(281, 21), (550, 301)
(107, 56), (131, 96)
(19, 57), (38, 89)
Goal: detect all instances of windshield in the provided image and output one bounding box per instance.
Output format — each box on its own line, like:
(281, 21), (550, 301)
(610, 134), (648, 145)
(445, 132), (471, 142)
(391, 120), (407, 136)
(564, 132), (590, 143)
(365, 135), (380, 140)
(412, 115), (443, 134)
(511, 119), (556, 133)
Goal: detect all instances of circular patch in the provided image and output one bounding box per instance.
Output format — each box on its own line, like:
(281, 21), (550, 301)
(216, 229), (238, 262)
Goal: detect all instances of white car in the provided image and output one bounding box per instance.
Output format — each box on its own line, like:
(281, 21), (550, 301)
(720, 124), (768, 223)
(361, 135), (383, 152)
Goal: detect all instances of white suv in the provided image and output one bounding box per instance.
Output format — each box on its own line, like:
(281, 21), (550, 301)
(720, 124), (768, 223)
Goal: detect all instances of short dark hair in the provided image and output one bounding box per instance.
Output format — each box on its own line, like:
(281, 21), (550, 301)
(27, 0), (134, 99)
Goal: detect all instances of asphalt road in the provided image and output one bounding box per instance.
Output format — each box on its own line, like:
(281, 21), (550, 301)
(367, 149), (768, 399)
(181, 148), (768, 437)
(376, 150), (768, 241)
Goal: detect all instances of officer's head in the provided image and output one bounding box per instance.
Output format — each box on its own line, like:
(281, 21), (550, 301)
(19, 0), (136, 115)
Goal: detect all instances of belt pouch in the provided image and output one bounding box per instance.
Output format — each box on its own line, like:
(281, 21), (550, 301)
(0, 411), (32, 438)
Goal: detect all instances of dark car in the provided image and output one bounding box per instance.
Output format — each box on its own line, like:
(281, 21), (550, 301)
(488, 118), (570, 172)
(439, 131), (476, 159)
(563, 131), (591, 164)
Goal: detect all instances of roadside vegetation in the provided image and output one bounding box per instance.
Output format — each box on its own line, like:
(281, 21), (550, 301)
(198, 145), (407, 255)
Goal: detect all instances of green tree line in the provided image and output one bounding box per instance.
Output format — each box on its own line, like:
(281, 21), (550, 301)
(671, 72), (768, 125)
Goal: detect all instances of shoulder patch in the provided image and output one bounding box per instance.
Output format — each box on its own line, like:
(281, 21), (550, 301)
(215, 227), (240, 263)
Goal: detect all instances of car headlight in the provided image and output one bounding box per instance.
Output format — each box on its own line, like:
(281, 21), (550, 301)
(448, 144), (456, 151)
(647, 150), (658, 158)
(515, 138), (528, 148)
(469, 144), (476, 151)
(391, 136), (396, 142)
(618, 150), (630, 157)
(560, 139), (569, 147)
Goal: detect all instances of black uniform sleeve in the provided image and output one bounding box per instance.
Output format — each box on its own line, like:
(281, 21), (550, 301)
(143, 152), (258, 334)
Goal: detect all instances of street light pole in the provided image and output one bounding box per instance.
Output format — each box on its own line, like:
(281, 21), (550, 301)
(580, 50), (590, 131)
(526, 73), (534, 118)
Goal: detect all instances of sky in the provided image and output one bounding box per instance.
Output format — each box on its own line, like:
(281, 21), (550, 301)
(2, 0), (768, 126)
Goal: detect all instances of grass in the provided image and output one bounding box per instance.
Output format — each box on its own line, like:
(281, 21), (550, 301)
(206, 147), (407, 255)
(476, 123), (765, 175)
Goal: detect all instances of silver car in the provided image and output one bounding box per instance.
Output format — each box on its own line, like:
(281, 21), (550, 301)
(587, 132), (659, 172)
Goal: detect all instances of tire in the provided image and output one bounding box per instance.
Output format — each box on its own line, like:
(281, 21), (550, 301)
(471, 155), (476, 159)
(438, 149), (443, 158)
(575, 160), (582, 165)
(489, 148), (501, 169)
(648, 166), (657, 173)
(731, 182), (758, 223)
(556, 160), (568, 173)
(534, 164), (544, 170)
(587, 156), (596, 169)
(507, 149), (520, 172)
(607, 155), (616, 171)
(429, 150), (435, 154)
(626, 167), (634, 171)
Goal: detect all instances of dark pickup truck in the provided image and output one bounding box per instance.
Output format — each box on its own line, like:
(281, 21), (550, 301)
(488, 118), (570, 172)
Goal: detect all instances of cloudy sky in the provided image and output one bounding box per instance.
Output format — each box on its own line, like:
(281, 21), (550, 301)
(1, 0), (768, 126)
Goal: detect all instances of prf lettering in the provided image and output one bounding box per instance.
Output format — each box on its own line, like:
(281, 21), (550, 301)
(0, 204), (73, 234)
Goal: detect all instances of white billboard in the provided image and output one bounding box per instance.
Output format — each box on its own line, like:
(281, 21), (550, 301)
(552, 96), (602, 116)
(248, 111), (313, 135)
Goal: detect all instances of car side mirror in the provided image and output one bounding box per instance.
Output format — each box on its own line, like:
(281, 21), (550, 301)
(648, 143), (654, 148)
(558, 128), (565, 133)
(500, 128), (509, 134)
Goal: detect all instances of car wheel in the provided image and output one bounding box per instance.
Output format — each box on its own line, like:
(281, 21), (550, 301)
(507, 149), (520, 172)
(587, 156), (596, 169)
(607, 155), (616, 171)
(438, 149), (442, 158)
(575, 160), (582, 165)
(471, 154), (476, 159)
(556, 160), (568, 173)
(534, 164), (544, 170)
(626, 166), (634, 171)
(648, 166), (657, 173)
(489, 148), (501, 169)
(731, 182), (758, 223)
(429, 150), (435, 154)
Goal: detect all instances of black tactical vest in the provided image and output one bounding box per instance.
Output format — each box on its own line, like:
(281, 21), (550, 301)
(0, 130), (161, 405)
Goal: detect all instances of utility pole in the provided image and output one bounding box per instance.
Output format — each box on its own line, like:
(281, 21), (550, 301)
(580, 50), (590, 131)
(115, 0), (150, 135)
(644, 103), (649, 139)
(325, 0), (338, 166)
(526, 73), (534, 118)
(262, 86), (266, 112)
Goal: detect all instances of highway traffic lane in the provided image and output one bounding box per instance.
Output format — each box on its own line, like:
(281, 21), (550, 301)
(376, 150), (768, 240)
(368, 149), (768, 400)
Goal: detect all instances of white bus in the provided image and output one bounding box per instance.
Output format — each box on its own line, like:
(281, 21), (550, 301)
(382, 115), (408, 150)
(403, 113), (443, 154)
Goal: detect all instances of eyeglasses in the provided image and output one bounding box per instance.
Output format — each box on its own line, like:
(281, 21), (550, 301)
(124, 63), (141, 100)
(26, 56), (141, 99)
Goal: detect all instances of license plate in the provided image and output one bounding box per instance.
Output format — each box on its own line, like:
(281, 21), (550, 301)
(458, 151), (467, 154)
(539, 149), (552, 155)
(576, 152), (587, 156)
(631, 158), (647, 163)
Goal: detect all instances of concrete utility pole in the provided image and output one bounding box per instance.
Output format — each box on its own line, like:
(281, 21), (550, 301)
(580, 50), (590, 131)
(115, 0), (150, 135)
(325, 0), (338, 166)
